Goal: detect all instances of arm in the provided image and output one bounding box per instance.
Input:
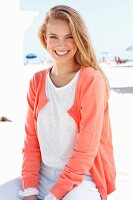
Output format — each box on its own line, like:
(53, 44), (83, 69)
(21, 75), (41, 189)
(50, 75), (106, 199)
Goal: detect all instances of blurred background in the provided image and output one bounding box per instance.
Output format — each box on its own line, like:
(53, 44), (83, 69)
(0, 1), (133, 200)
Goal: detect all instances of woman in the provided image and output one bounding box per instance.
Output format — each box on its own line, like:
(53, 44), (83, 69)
(0, 5), (116, 200)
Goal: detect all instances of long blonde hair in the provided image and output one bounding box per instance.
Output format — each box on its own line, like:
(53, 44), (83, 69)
(38, 5), (110, 97)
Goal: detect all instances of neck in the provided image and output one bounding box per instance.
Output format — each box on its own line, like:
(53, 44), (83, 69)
(51, 60), (80, 77)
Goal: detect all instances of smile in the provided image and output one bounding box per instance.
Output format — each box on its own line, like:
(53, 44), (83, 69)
(55, 50), (69, 56)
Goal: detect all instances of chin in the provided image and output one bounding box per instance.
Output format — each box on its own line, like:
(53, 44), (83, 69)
(53, 56), (75, 64)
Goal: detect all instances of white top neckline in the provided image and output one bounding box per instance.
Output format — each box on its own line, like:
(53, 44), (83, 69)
(47, 70), (80, 91)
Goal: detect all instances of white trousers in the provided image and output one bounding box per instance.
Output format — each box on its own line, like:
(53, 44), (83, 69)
(0, 162), (101, 200)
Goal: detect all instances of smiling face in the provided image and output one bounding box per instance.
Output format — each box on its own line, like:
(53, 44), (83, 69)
(45, 19), (77, 66)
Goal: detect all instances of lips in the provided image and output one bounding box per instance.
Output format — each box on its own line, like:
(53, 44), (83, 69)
(54, 50), (69, 56)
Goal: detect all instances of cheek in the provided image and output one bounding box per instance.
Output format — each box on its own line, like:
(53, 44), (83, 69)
(70, 41), (77, 49)
(72, 43), (77, 52)
(46, 40), (55, 51)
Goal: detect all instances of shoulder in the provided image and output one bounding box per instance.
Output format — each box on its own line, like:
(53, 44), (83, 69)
(28, 67), (51, 92)
(80, 66), (102, 78)
(79, 66), (105, 88)
(34, 67), (51, 80)
(30, 67), (51, 84)
(78, 66), (107, 103)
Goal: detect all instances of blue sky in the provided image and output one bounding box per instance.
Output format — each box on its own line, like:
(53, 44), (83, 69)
(19, 0), (133, 59)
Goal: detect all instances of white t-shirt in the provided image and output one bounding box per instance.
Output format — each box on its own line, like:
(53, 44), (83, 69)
(37, 70), (79, 169)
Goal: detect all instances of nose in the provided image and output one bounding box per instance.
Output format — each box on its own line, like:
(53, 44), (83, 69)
(57, 39), (66, 48)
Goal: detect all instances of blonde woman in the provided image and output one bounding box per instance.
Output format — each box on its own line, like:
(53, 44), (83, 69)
(0, 5), (116, 200)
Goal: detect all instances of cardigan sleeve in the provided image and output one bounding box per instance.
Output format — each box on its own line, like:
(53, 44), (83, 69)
(50, 75), (107, 200)
(21, 75), (42, 189)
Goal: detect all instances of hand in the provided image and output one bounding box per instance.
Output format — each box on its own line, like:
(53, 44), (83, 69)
(24, 195), (37, 200)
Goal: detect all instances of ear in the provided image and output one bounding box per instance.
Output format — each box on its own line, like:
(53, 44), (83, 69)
(44, 35), (47, 43)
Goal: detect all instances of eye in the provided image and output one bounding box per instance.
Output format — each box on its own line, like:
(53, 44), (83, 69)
(50, 36), (57, 39)
(66, 36), (73, 39)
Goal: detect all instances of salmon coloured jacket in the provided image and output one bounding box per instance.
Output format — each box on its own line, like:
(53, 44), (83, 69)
(21, 66), (116, 200)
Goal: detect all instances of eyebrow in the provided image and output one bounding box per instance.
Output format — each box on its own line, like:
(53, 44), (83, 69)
(49, 33), (73, 36)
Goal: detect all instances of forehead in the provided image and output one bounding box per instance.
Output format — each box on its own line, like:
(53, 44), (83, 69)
(46, 19), (72, 35)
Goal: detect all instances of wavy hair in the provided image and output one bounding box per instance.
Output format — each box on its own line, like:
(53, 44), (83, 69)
(38, 5), (110, 97)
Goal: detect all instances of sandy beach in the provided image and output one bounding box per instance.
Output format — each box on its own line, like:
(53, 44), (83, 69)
(0, 62), (133, 200)
(104, 62), (133, 200)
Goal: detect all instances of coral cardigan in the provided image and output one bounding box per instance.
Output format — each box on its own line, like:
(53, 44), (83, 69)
(21, 66), (116, 200)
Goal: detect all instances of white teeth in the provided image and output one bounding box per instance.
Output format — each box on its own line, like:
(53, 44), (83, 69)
(55, 51), (69, 55)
